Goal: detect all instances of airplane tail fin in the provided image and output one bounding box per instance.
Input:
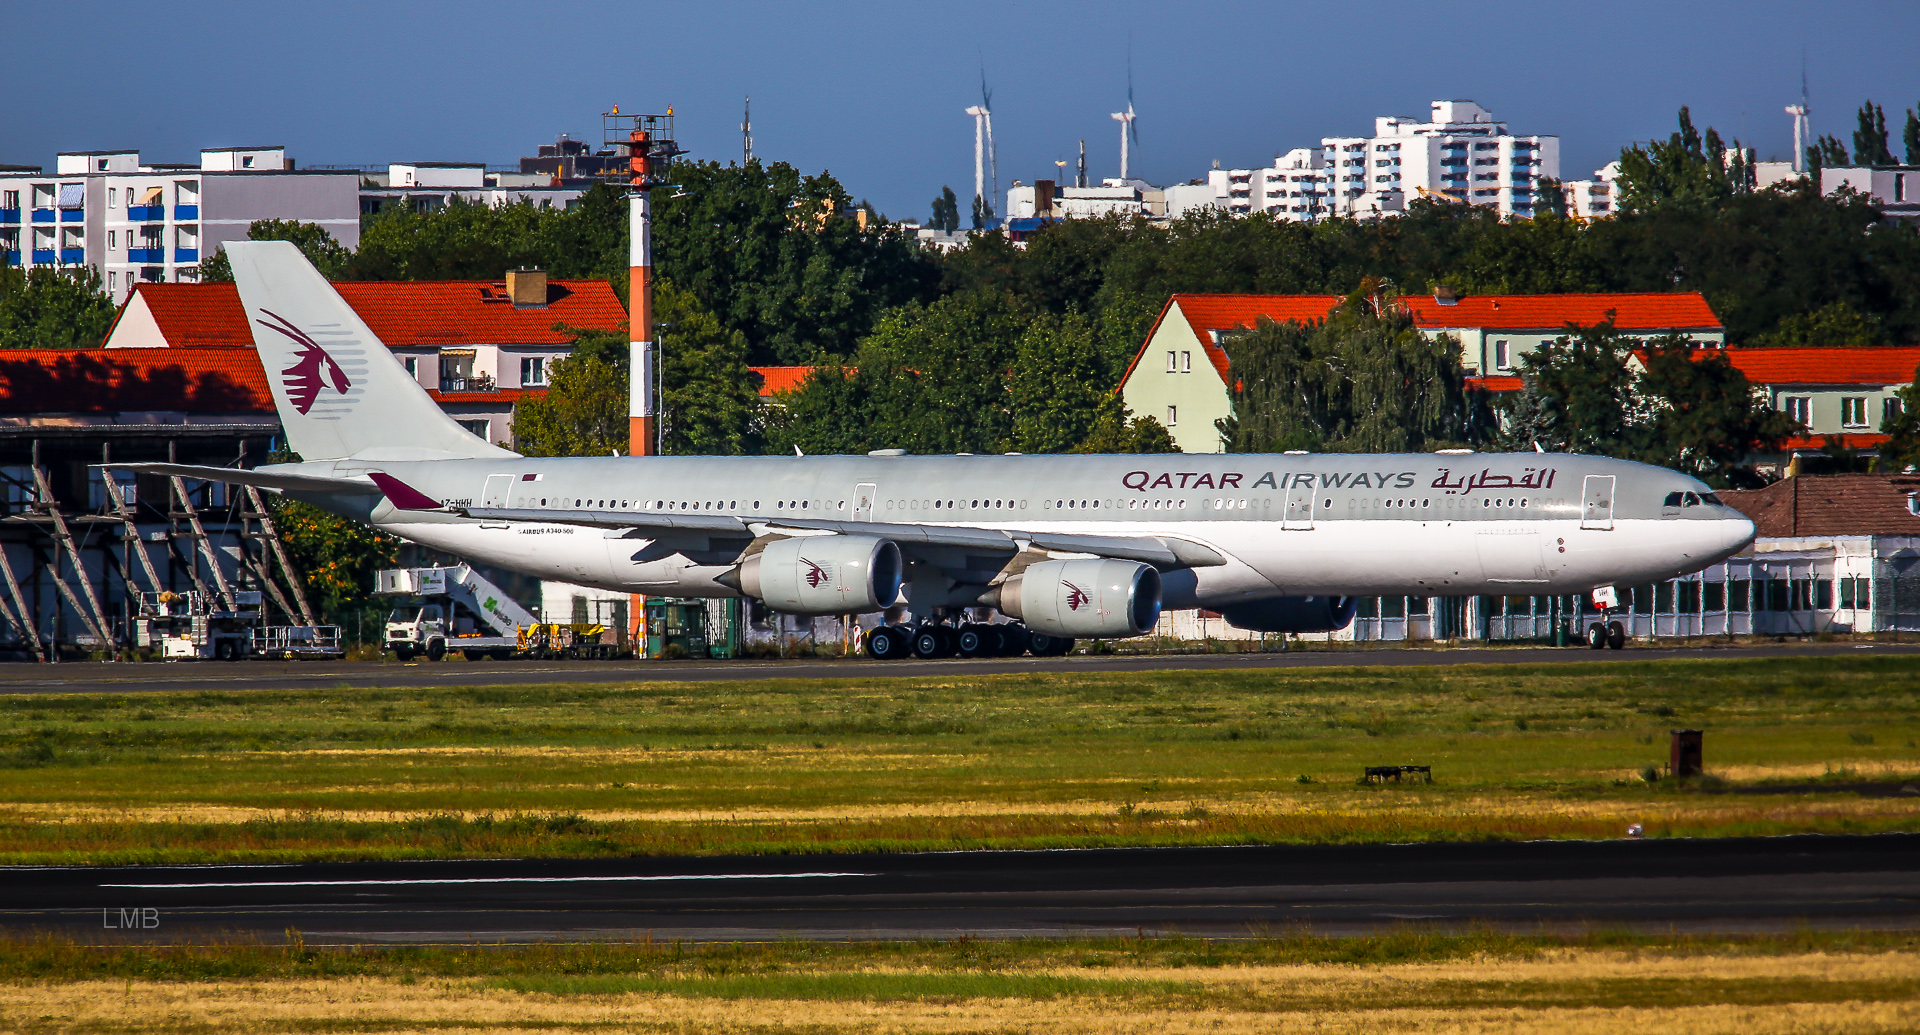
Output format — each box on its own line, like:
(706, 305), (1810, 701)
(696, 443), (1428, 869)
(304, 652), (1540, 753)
(226, 241), (517, 462)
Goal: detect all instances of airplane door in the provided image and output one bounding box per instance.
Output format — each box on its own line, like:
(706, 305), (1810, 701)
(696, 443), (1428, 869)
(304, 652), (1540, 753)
(1282, 480), (1315, 530)
(481, 474), (513, 508)
(1581, 475), (1615, 530)
(854, 483), (877, 522)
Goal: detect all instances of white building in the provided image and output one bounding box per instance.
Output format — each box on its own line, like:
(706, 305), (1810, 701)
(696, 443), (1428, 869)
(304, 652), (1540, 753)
(359, 162), (587, 217)
(0, 147), (359, 302)
(1175, 100), (1561, 224)
(1561, 161), (1619, 219)
(1002, 178), (1160, 221)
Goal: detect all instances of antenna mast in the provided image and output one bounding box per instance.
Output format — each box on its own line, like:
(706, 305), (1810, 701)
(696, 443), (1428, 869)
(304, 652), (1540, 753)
(742, 96), (753, 164)
(604, 107), (684, 458)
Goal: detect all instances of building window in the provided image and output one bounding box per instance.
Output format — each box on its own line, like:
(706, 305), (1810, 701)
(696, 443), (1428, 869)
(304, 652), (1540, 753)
(403, 357), (419, 379)
(107, 189), (118, 209)
(108, 231), (116, 249)
(1842, 397), (1868, 427)
(1494, 339), (1510, 370)
(1181, 351), (1192, 373)
(107, 272), (116, 291)
(458, 418), (490, 439)
(1885, 397), (1904, 426)
(1166, 351), (1177, 373)
(1167, 405), (1178, 427)
(1782, 396), (1812, 425)
(520, 356), (547, 385)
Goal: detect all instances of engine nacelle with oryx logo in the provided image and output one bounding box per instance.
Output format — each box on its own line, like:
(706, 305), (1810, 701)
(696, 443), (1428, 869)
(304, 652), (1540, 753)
(739, 535), (904, 616)
(992, 558), (1162, 638)
(1219, 595), (1357, 633)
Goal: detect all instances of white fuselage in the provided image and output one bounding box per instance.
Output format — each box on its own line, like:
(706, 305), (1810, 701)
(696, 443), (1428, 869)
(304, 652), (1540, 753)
(297, 451), (1756, 613)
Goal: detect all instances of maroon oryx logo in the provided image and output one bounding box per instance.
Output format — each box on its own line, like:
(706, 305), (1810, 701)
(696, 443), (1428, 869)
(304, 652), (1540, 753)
(1064, 581), (1090, 611)
(801, 559), (829, 589)
(257, 309), (350, 415)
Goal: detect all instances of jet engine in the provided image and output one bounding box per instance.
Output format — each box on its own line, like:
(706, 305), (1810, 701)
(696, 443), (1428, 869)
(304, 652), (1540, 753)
(1220, 595), (1357, 633)
(992, 559), (1161, 638)
(739, 535), (903, 615)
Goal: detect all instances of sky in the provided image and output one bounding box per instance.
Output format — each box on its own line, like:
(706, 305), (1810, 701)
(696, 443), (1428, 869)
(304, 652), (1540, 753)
(6, 0), (1919, 222)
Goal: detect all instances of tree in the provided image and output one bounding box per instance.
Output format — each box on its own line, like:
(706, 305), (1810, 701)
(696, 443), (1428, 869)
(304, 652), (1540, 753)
(0, 265), (116, 350)
(1006, 311), (1117, 453)
(1877, 367), (1920, 473)
(655, 282), (763, 455)
(1854, 102), (1896, 167)
(1535, 177), (1568, 219)
(273, 497), (400, 618)
(1072, 402), (1178, 453)
(929, 186), (960, 233)
(511, 334), (630, 457)
(1498, 323), (1793, 487)
(970, 192), (994, 230)
(1752, 301), (1889, 348)
(1614, 107), (1748, 213)
(651, 159), (940, 364)
(1634, 336), (1797, 486)
(1809, 134), (1850, 179)
(1905, 106), (1920, 166)
(1219, 283), (1490, 454)
(197, 220), (351, 282)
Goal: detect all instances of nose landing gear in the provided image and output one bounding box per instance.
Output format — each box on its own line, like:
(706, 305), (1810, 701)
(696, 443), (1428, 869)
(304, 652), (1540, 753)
(1585, 617), (1626, 650)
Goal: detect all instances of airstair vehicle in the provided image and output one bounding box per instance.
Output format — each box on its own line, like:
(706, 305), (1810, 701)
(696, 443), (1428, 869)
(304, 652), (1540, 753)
(374, 564), (564, 660)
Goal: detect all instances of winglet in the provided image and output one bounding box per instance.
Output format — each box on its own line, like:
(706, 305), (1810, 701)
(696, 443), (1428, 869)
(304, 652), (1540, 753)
(367, 472), (444, 511)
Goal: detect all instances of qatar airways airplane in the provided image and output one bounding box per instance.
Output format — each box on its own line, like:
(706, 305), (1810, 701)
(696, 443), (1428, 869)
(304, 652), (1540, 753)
(113, 243), (1755, 658)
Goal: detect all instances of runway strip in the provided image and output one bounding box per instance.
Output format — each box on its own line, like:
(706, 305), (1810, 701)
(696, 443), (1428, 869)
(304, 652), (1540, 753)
(1, 641), (1913, 695)
(7, 834), (1918, 944)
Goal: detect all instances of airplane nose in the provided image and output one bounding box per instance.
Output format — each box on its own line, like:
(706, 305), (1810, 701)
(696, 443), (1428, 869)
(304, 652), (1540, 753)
(1722, 513), (1757, 556)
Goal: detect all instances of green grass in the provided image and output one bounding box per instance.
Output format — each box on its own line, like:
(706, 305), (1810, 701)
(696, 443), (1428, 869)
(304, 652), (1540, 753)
(3, 656), (1920, 863)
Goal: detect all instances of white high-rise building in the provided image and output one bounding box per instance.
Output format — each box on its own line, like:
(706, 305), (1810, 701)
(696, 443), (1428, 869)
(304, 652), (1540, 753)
(1177, 100), (1560, 223)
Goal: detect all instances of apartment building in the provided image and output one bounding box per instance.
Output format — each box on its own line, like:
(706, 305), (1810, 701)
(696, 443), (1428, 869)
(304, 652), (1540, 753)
(360, 162), (587, 216)
(0, 147), (358, 302)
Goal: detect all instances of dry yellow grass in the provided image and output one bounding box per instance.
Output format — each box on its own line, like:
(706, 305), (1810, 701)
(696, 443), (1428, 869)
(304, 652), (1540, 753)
(4, 950), (1917, 1034)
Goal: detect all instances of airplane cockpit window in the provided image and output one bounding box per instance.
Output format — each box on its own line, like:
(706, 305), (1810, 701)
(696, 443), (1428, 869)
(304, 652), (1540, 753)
(1700, 492), (1724, 505)
(1682, 492), (1702, 507)
(1663, 492), (1683, 508)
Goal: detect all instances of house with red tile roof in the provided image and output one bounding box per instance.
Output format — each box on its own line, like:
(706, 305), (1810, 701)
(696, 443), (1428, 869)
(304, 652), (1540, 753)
(1718, 347), (1920, 453)
(1119, 291), (1724, 452)
(97, 273), (627, 445)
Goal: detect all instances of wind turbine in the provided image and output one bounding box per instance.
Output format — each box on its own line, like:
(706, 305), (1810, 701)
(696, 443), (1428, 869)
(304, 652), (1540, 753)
(1785, 60), (1810, 175)
(964, 71), (998, 224)
(1111, 58), (1138, 183)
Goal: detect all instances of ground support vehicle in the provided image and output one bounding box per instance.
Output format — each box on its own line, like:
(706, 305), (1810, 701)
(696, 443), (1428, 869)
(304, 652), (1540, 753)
(250, 624), (346, 659)
(375, 565), (537, 661)
(133, 590), (263, 661)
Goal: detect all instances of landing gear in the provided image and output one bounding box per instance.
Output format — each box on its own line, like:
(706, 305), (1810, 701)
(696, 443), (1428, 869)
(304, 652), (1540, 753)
(1605, 620), (1626, 650)
(1587, 617), (1626, 650)
(1025, 630), (1074, 657)
(863, 625), (909, 659)
(1586, 623), (1607, 650)
(911, 626), (955, 659)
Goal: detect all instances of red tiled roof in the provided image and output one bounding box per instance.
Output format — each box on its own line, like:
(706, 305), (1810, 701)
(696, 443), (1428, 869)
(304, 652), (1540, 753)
(0, 347), (273, 414)
(1720, 347), (1920, 386)
(1780, 433), (1890, 451)
(750, 365), (814, 397)
(429, 388), (548, 405)
(121, 279), (627, 349)
(1722, 474), (1920, 537)
(1124, 292), (1722, 389)
(1466, 375), (1525, 393)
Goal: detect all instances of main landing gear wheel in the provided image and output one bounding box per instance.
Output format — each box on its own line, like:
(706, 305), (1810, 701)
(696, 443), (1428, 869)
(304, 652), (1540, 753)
(912, 626), (955, 659)
(956, 625), (986, 658)
(1026, 631), (1074, 657)
(863, 626), (908, 659)
(1586, 623), (1607, 650)
(997, 624), (1028, 656)
(1605, 620), (1627, 650)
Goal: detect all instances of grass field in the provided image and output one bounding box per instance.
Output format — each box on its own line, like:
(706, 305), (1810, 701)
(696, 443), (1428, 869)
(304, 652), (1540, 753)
(2, 929), (1918, 1033)
(2, 655), (1920, 863)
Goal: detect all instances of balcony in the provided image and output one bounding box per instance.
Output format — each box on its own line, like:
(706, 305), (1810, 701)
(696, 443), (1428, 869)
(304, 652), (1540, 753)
(31, 250), (55, 264)
(4, 251), (17, 266)
(0, 210), (16, 223)
(59, 248), (84, 264)
(174, 204), (198, 220)
(59, 208), (83, 222)
(127, 205), (165, 221)
(439, 375), (497, 393)
(173, 248), (198, 263)
(31, 209), (54, 223)
(127, 247), (165, 263)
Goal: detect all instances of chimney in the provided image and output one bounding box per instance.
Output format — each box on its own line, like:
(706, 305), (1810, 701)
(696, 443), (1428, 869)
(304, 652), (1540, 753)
(1433, 284), (1458, 305)
(506, 268), (547, 309)
(1035, 179), (1055, 217)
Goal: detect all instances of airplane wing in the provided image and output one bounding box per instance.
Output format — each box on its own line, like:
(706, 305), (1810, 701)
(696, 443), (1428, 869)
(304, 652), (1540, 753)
(458, 506), (1224, 570)
(100, 462), (381, 496)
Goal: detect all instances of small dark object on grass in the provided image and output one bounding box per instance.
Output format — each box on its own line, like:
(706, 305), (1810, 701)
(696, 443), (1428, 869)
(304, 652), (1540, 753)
(1295, 774), (1314, 784)
(1363, 765), (1431, 785)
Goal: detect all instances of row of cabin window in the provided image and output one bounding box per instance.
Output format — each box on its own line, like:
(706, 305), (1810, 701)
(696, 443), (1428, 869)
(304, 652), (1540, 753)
(524, 495), (1569, 516)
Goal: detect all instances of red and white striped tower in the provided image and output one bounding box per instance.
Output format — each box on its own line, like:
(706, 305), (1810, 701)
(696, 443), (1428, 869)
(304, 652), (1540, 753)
(605, 108), (680, 457)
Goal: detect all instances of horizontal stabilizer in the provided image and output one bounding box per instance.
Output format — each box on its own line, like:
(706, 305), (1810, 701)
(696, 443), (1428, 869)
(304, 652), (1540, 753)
(100, 462), (379, 495)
